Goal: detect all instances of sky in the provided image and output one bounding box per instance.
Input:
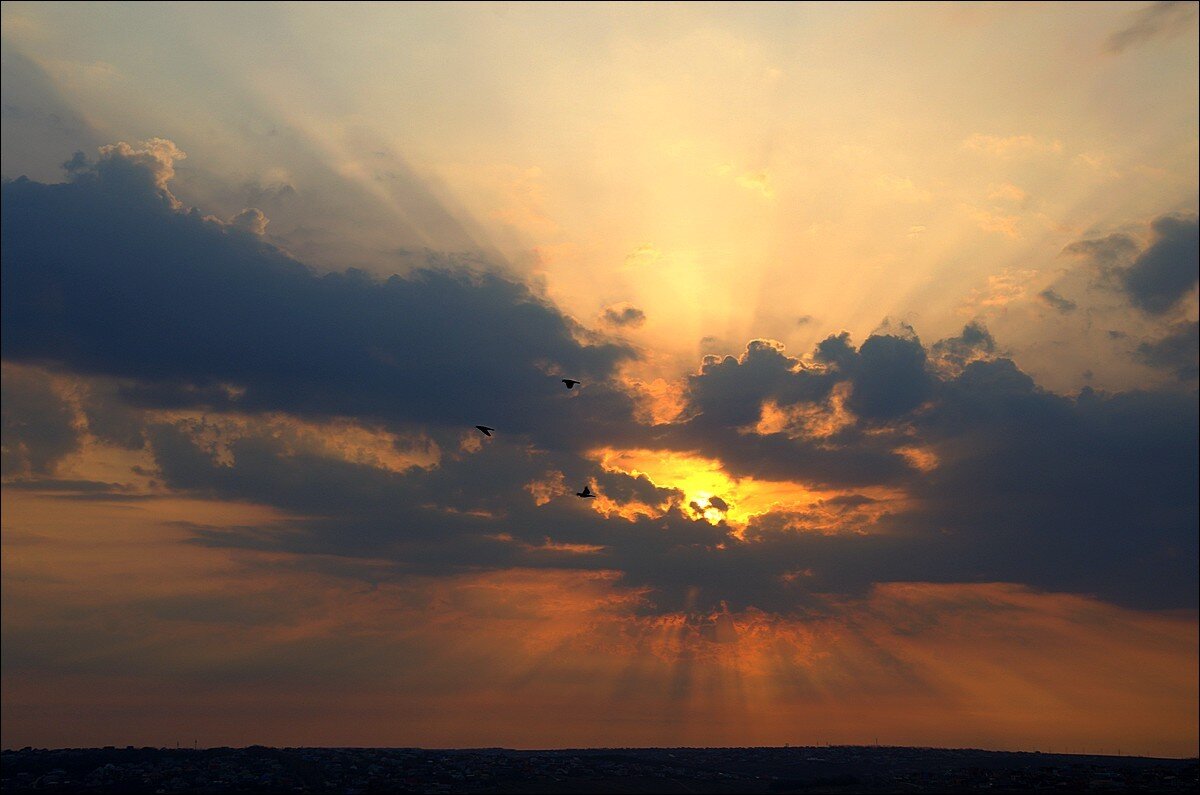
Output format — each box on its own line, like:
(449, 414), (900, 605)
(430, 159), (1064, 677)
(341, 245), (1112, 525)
(1, 1), (1197, 756)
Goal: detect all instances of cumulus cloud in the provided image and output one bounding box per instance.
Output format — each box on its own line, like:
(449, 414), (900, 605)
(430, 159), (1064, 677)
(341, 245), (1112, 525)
(601, 302), (647, 328)
(930, 321), (996, 373)
(846, 330), (932, 420)
(231, 207), (269, 235)
(90, 138), (188, 207)
(686, 339), (836, 429)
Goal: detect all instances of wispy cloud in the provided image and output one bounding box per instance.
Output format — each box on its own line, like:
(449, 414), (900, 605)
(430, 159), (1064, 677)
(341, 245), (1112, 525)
(961, 134), (1062, 157)
(1106, 1), (1198, 54)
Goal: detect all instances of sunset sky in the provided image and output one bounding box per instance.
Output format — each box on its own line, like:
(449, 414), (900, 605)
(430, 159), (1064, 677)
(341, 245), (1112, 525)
(2, 2), (1197, 756)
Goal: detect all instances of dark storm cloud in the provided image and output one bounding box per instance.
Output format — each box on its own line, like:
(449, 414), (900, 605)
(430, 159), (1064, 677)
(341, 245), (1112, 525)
(626, 326), (935, 492)
(1038, 288), (1077, 313)
(721, 363), (1198, 611)
(662, 421), (912, 490)
(1137, 321), (1199, 381)
(1, 147), (636, 446)
(705, 496), (729, 512)
(1067, 214), (1199, 315)
(684, 328), (930, 428)
(895, 367), (1198, 609)
(685, 339), (836, 428)
(593, 470), (681, 508)
(662, 325), (1197, 609)
(1105, 1), (1198, 54)
(1120, 214), (1199, 315)
(148, 413), (736, 606)
(823, 494), (876, 509)
(846, 330), (932, 420)
(601, 303), (647, 328)
(92, 326), (1200, 612)
(3, 145), (1197, 616)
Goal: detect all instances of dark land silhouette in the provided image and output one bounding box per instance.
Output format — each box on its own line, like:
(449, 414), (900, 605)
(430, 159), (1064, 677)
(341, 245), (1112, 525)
(2, 745), (1196, 793)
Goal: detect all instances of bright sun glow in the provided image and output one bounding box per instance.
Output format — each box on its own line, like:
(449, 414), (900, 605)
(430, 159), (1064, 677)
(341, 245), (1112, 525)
(589, 447), (906, 532)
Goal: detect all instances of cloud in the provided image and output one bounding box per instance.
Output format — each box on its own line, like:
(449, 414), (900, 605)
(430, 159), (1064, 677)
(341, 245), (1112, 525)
(1065, 214), (1199, 315)
(988, 183), (1027, 204)
(1038, 288), (1077, 313)
(893, 369), (1198, 609)
(1, 364), (80, 477)
(930, 321), (997, 373)
(685, 338), (841, 429)
(92, 138), (188, 207)
(736, 169), (773, 199)
(601, 302), (647, 328)
(1105, 0), (1198, 54)
(241, 179), (298, 208)
(964, 205), (1020, 238)
(1119, 214), (1199, 315)
(2, 143), (1197, 618)
(875, 174), (931, 203)
(0, 48), (105, 183)
(961, 134), (1061, 157)
(231, 207), (269, 235)
(1, 142), (636, 448)
(664, 325), (1196, 609)
(846, 328), (932, 420)
(1137, 321), (1199, 381)
(1063, 232), (1140, 269)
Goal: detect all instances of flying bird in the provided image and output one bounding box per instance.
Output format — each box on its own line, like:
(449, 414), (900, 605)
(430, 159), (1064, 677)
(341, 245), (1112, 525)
(562, 379), (580, 389)
(475, 425), (495, 437)
(576, 485), (596, 498)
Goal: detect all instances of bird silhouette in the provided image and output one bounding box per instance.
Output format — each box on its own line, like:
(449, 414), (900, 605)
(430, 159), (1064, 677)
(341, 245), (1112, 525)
(475, 425), (495, 437)
(562, 379), (580, 389)
(576, 485), (596, 498)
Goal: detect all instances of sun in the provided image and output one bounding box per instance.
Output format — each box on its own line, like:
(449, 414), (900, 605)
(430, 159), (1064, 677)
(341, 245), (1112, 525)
(689, 492), (729, 525)
(588, 447), (828, 529)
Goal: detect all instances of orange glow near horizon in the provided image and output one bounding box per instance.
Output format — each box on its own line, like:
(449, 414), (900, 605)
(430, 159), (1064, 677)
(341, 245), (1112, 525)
(3, 487), (1195, 755)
